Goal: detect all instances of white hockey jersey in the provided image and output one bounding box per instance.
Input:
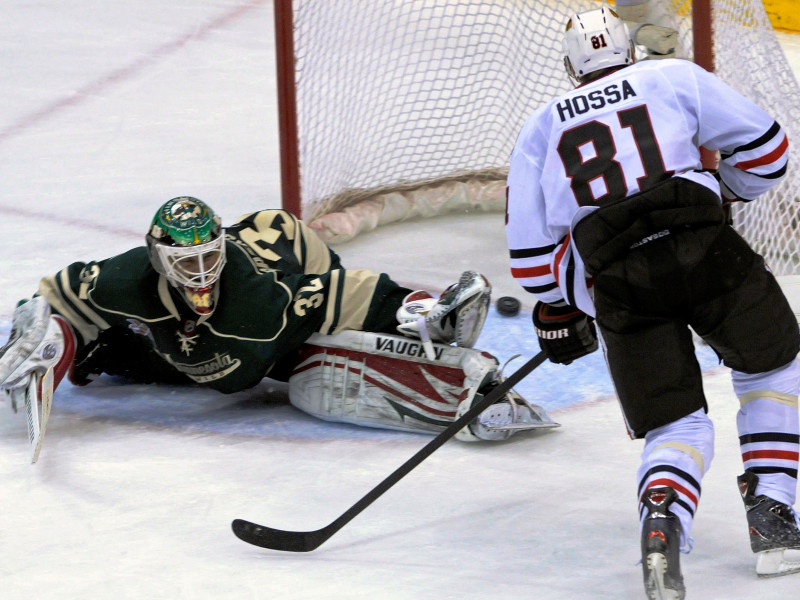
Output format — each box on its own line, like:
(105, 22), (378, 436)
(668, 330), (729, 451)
(506, 59), (789, 316)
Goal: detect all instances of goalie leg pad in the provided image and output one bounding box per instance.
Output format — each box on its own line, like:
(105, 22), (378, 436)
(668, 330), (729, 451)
(289, 332), (559, 442)
(288, 331), (498, 435)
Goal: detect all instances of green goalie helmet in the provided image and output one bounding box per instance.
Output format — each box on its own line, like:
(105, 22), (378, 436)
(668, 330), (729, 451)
(146, 197), (227, 315)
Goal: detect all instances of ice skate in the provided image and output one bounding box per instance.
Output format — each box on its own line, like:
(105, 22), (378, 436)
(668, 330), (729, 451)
(454, 378), (560, 442)
(396, 271), (491, 349)
(738, 471), (800, 577)
(641, 487), (685, 600)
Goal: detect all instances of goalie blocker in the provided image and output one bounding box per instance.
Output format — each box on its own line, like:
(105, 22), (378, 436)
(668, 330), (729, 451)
(0, 297), (76, 463)
(288, 331), (559, 442)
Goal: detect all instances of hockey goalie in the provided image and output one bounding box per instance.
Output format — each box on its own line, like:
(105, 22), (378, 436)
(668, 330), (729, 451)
(0, 200), (558, 463)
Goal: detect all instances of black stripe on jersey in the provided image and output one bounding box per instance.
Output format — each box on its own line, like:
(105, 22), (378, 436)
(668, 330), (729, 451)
(523, 282), (558, 294)
(509, 244), (556, 259)
(328, 271), (345, 332)
(754, 162), (788, 180)
(740, 432), (800, 445)
(564, 253), (576, 308)
(720, 121), (782, 159)
(637, 465), (701, 497)
(748, 465), (799, 478)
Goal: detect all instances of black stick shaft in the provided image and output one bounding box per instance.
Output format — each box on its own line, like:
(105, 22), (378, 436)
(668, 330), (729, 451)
(232, 350), (548, 551)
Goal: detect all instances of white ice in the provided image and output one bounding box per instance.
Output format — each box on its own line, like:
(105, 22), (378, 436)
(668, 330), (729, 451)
(2, 2), (800, 599)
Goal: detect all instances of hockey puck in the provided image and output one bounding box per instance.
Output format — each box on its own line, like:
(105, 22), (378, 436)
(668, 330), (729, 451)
(496, 296), (521, 317)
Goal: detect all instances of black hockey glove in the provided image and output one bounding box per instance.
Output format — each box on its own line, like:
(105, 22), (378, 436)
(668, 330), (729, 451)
(533, 301), (598, 365)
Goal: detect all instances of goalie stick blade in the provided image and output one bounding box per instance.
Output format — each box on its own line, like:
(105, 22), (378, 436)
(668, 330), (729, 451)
(232, 351), (548, 552)
(31, 367), (54, 464)
(231, 519), (328, 552)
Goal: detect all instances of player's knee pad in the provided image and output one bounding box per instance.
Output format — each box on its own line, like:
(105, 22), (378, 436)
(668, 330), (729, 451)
(733, 360), (799, 445)
(732, 360), (800, 400)
(640, 409), (715, 477)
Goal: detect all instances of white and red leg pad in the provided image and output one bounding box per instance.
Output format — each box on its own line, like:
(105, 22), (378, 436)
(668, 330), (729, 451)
(288, 331), (498, 435)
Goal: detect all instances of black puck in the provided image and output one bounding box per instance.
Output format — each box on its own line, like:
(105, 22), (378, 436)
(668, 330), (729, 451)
(496, 296), (521, 317)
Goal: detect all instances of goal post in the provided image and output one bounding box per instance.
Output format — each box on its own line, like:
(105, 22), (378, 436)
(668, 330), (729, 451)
(274, 0), (800, 275)
(274, 0), (301, 219)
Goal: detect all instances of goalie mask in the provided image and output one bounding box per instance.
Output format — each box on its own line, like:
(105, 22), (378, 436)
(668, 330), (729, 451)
(564, 6), (634, 83)
(146, 197), (226, 315)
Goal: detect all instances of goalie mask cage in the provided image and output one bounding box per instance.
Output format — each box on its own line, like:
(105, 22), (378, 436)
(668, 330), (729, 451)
(275, 0), (800, 274)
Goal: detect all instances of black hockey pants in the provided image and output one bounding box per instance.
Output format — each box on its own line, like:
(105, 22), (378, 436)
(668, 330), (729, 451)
(573, 178), (800, 438)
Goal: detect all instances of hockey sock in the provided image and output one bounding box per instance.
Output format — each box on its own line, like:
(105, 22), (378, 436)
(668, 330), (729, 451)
(733, 360), (800, 507)
(637, 408), (715, 551)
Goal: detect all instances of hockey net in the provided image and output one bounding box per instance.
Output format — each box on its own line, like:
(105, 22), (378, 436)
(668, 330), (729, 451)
(279, 0), (800, 274)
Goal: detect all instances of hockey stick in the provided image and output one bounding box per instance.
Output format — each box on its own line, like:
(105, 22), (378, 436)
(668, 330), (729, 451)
(232, 349), (548, 552)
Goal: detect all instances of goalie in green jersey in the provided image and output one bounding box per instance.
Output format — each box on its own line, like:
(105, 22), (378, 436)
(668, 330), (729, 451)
(0, 197), (558, 444)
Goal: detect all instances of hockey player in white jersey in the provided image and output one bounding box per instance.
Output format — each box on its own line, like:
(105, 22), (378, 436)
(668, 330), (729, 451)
(505, 5), (800, 599)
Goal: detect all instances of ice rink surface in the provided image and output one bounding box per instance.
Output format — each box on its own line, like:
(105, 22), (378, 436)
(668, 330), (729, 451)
(2, 2), (800, 598)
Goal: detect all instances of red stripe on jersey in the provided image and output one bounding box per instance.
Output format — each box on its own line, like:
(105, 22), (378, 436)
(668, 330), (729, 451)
(644, 479), (699, 507)
(735, 135), (788, 170)
(511, 264), (551, 278)
(742, 449), (800, 462)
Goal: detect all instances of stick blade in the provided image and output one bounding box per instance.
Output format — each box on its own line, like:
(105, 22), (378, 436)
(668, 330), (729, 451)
(231, 519), (328, 552)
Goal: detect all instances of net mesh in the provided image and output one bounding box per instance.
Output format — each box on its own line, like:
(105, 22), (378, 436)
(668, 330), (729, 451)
(290, 0), (800, 272)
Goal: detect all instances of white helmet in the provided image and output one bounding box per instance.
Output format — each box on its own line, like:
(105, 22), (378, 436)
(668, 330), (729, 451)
(563, 6), (634, 83)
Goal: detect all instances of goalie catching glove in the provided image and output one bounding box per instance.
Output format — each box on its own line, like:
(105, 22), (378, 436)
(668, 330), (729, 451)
(533, 301), (598, 365)
(396, 270), (491, 360)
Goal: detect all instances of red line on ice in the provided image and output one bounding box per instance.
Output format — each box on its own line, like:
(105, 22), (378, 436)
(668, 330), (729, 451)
(0, 0), (267, 145)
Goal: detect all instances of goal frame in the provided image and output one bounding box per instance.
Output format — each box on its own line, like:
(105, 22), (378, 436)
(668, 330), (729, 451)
(274, 0), (717, 219)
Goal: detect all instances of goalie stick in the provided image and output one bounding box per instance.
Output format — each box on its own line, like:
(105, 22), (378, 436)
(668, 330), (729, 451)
(29, 368), (54, 464)
(232, 349), (548, 552)
(6, 367), (55, 464)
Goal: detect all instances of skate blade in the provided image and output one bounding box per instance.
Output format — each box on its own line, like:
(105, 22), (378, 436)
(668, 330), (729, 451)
(756, 549), (800, 578)
(646, 553), (684, 600)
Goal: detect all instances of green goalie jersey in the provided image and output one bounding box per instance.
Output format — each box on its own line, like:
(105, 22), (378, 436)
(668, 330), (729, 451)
(37, 209), (410, 393)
